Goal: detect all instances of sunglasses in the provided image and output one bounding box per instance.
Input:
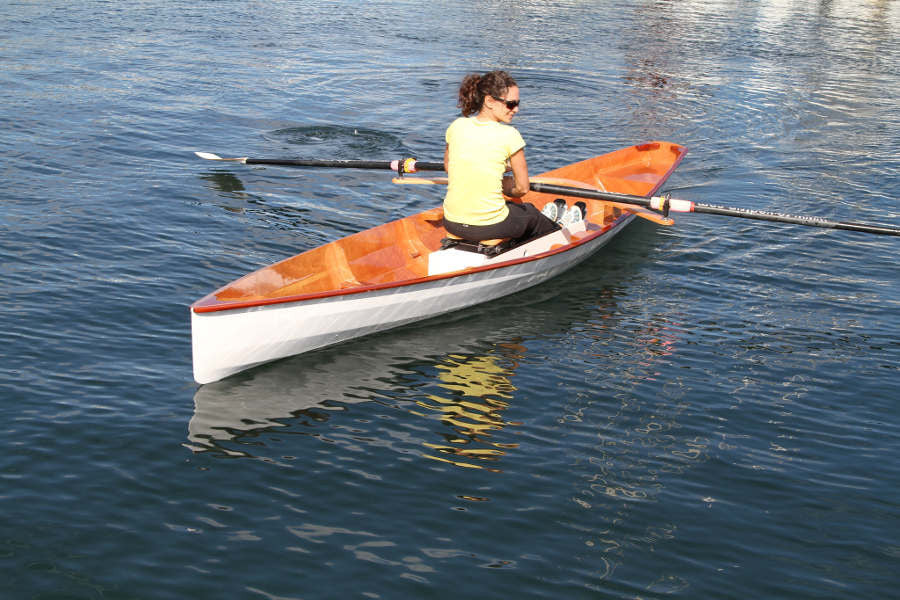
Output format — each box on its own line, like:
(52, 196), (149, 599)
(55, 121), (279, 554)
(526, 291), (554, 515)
(492, 96), (520, 110)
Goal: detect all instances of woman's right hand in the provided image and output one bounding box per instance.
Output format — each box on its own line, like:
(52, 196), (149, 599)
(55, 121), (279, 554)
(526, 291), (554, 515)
(504, 149), (529, 197)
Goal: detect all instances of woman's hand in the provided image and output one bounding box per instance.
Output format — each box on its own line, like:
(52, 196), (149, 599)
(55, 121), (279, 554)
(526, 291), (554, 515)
(503, 149), (529, 197)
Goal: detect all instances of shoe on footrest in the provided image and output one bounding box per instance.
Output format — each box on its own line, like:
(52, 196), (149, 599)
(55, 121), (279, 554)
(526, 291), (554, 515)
(541, 201), (559, 222)
(559, 203), (584, 227)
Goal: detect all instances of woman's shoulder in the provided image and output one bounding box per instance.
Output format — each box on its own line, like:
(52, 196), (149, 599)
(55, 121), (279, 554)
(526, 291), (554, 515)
(446, 116), (471, 133)
(495, 121), (520, 134)
(446, 117), (523, 144)
(495, 122), (524, 143)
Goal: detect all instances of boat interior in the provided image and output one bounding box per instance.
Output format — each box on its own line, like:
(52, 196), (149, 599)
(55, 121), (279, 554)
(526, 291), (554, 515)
(193, 142), (686, 310)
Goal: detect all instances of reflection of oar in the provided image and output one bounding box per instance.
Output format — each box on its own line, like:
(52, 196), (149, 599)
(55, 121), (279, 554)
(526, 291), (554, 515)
(392, 176), (674, 226)
(195, 151), (444, 173)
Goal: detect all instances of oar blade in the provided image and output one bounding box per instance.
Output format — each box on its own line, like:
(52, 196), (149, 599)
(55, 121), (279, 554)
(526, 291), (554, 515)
(194, 152), (248, 163)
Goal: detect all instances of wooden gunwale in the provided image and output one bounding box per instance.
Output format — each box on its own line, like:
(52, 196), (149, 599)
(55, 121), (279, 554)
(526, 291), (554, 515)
(192, 143), (687, 314)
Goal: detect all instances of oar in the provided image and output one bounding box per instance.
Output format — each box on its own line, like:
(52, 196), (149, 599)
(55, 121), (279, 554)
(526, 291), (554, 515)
(528, 182), (900, 237)
(197, 152), (899, 236)
(393, 176), (899, 235)
(195, 152), (444, 174)
(392, 176), (674, 225)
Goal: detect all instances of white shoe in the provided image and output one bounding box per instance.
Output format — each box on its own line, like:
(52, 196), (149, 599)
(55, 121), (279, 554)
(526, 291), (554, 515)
(553, 198), (567, 221)
(559, 204), (584, 227)
(541, 202), (559, 222)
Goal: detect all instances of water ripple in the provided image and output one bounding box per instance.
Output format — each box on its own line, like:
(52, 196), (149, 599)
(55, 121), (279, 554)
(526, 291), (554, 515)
(2, 1), (899, 598)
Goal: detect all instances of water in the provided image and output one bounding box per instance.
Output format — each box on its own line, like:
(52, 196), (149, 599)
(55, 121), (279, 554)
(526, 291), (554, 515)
(2, 0), (899, 598)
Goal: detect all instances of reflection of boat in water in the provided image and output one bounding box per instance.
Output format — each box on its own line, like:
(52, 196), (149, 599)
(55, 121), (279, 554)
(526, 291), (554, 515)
(186, 225), (683, 466)
(414, 347), (523, 472)
(187, 327), (440, 454)
(186, 308), (529, 459)
(186, 244), (616, 455)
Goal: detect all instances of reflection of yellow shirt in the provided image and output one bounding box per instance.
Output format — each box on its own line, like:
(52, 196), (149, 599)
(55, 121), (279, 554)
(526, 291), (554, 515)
(436, 354), (515, 399)
(443, 117), (526, 226)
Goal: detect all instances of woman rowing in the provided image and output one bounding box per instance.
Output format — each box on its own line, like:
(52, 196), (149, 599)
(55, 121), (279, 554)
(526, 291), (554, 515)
(442, 70), (565, 245)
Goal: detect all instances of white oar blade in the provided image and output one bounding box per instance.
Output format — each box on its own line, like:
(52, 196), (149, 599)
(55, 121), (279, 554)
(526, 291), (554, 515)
(194, 152), (249, 163)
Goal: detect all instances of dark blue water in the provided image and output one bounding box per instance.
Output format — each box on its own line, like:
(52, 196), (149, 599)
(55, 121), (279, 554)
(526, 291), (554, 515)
(3, 1), (899, 598)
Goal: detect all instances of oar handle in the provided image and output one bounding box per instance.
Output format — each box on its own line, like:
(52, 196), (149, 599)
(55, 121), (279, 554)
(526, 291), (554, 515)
(529, 182), (900, 237)
(529, 182), (663, 209)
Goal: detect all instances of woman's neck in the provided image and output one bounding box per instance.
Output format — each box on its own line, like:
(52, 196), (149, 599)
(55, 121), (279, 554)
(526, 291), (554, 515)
(474, 107), (499, 123)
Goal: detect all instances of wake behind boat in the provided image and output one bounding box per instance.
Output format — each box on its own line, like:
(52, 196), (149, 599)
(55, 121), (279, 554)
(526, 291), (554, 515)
(191, 141), (688, 384)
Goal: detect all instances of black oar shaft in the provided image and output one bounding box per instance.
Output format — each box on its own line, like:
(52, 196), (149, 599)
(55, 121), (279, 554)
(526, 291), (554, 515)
(244, 158), (445, 171)
(530, 182), (656, 207)
(691, 203), (900, 235)
(529, 182), (900, 237)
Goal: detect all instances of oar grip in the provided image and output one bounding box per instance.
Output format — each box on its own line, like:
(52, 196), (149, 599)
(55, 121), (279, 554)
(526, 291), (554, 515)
(650, 196), (694, 213)
(390, 158), (420, 174)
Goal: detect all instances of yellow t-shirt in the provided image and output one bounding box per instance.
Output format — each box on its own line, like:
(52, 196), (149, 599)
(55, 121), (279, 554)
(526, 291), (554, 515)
(443, 117), (526, 226)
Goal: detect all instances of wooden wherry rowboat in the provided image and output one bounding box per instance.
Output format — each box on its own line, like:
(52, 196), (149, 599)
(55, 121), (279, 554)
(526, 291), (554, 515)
(191, 141), (688, 384)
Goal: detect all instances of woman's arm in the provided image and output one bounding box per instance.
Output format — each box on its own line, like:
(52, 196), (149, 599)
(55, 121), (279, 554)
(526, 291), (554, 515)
(443, 144), (450, 173)
(502, 148), (529, 197)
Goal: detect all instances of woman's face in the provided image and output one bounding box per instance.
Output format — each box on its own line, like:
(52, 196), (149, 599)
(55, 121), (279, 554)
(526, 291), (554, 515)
(485, 85), (520, 123)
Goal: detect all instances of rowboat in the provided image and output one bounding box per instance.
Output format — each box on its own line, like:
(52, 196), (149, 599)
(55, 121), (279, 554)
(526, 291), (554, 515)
(191, 141), (688, 384)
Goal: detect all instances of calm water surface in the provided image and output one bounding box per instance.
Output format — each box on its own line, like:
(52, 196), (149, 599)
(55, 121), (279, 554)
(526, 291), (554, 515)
(2, 1), (899, 598)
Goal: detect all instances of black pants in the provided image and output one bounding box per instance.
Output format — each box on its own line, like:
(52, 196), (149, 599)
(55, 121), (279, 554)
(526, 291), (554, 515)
(444, 201), (559, 244)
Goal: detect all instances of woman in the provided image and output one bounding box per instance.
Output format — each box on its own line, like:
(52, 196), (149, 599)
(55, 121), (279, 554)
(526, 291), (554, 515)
(442, 70), (560, 244)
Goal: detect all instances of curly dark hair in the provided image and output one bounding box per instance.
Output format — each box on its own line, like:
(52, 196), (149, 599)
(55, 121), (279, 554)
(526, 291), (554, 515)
(457, 70), (517, 117)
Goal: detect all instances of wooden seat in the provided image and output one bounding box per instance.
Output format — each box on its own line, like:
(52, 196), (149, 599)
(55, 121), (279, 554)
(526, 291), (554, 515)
(439, 232), (513, 258)
(443, 232), (508, 246)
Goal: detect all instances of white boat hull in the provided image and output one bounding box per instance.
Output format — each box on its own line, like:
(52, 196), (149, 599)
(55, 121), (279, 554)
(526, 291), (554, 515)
(191, 215), (634, 384)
